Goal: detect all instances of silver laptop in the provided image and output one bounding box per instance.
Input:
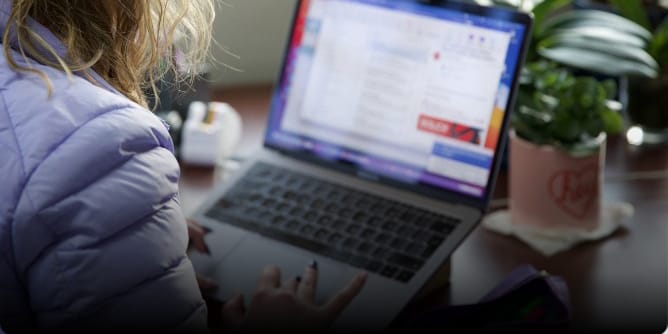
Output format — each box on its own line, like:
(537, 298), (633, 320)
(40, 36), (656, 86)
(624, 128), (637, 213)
(190, 0), (531, 331)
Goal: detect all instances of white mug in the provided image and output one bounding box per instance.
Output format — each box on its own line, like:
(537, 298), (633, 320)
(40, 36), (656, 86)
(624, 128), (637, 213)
(181, 101), (243, 166)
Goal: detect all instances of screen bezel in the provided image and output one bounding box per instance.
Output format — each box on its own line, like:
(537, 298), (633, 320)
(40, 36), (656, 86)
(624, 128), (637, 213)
(264, 0), (533, 211)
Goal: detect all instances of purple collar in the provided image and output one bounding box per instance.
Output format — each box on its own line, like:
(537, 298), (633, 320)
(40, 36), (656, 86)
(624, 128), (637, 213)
(0, 0), (121, 95)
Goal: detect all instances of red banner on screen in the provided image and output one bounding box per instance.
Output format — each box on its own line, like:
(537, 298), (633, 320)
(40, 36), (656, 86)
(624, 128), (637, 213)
(417, 115), (481, 145)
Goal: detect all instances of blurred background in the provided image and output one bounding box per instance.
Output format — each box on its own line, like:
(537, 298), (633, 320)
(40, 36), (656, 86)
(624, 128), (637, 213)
(211, 0), (297, 87)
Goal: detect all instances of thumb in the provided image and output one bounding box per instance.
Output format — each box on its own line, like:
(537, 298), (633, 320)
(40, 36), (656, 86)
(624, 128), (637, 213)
(222, 293), (245, 332)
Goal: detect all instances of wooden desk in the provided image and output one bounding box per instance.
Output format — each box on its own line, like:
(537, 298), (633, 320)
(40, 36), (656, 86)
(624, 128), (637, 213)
(180, 85), (667, 332)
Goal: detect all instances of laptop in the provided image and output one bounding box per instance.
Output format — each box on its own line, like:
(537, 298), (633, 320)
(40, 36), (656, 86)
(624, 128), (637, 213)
(189, 0), (531, 331)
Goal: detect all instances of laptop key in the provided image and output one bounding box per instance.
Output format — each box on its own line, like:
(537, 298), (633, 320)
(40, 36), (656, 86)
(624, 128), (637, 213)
(276, 203), (290, 212)
(370, 203), (385, 213)
(360, 228), (375, 239)
(303, 210), (318, 221)
(397, 270), (414, 283)
(366, 260), (383, 273)
(371, 246), (390, 260)
(316, 214), (333, 226)
(314, 229), (329, 241)
(396, 225), (414, 236)
(289, 207), (305, 217)
(427, 235), (445, 247)
(342, 237), (359, 249)
(270, 215), (286, 226)
(411, 217), (428, 229)
(405, 242), (424, 256)
(326, 190), (341, 201)
(322, 248), (352, 264)
(387, 253), (423, 271)
(284, 191), (298, 201)
(355, 199), (371, 209)
(430, 221), (454, 235)
(445, 216), (462, 225)
(385, 207), (401, 217)
(412, 229), (431, 242)
(374, 233), (391, 244)
(257, 210), (273, 222)
(381, 265), (398, 278)
(285, 220), (301, 231)
(294, 194), (310, 205)
(331, 219), (346, 230)
(389, 237), (407, 249)
(357, 242), (373, 254)
(328, 233), (344, 245)
(345, 224), (360, 235)
(382, 221), (397, 231)
(353, 211), (367, 222)
(261, 198), (277, 209)
(325, 203), (339, 213)
(421, 245), (438, 259)
(299, 224), (315, 236)
(311, 199), (325, 210)
(339, 208), (354, 218)
(400, 212), (416, 222)
(268, 186), (282, 196)
(367, 216), (382, 227)
(341, 194), (356, 205)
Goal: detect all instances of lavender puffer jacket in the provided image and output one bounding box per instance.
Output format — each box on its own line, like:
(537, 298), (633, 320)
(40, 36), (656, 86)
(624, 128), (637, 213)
(0, 1), (207, 332)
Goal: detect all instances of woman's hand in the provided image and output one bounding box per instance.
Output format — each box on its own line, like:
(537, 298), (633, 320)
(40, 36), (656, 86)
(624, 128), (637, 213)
(187, 219), (218, 291)
(222, 262), (367, 333)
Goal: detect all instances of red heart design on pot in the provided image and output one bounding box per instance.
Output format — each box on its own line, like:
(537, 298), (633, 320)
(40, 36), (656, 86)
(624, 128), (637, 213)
(548, 164), (599, 220)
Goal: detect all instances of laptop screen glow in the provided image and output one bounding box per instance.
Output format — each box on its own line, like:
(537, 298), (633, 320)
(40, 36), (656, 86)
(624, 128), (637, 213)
(265, 0), (526, 199)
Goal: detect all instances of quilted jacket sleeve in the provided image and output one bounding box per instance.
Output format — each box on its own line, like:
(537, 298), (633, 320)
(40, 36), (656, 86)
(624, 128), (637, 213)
(10, 106), (207, 332)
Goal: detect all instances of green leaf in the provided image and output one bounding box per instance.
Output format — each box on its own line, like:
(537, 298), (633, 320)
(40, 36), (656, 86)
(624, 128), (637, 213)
(532, 0), (572, 37)
(551, 111), (580, 141)
(602, 80), (617, 100)
(517, 61), (625, 149)
(649, 18), (668, 68)
(609, 0), (651, 31)
(541, 10), (653, 41)
(537, 33), (659, 77)
(601, 108), (625, 134)
(583, 116), (604, 136)
(517, 105), (554, 124)
(549, 26), (647, 48)
(564, 138), (604, 157)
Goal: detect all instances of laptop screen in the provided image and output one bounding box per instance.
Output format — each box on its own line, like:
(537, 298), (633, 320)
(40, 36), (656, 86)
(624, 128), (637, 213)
(264, 0), (527, 200)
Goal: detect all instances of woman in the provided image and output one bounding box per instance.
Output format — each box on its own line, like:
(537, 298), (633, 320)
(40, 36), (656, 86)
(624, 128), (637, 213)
(0, 0), (365, 332)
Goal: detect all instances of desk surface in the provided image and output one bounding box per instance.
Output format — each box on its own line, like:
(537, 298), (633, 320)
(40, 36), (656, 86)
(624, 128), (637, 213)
(180, 85), (667, 332)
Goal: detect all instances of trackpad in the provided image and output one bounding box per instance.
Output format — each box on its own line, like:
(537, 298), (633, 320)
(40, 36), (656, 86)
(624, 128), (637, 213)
(210, 237), (345, 304)
(188, 224), (247, 278)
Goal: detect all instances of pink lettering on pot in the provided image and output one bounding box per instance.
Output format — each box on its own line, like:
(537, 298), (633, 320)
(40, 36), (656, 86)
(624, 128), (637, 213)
(548, 164), (598, 220)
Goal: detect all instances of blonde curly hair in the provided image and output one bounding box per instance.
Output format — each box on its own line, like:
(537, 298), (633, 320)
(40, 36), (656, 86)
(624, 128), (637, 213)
(2, 0), (215, 107)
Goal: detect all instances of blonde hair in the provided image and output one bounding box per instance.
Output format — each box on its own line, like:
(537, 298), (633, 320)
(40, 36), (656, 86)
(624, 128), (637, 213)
(2, 0), (215, 107)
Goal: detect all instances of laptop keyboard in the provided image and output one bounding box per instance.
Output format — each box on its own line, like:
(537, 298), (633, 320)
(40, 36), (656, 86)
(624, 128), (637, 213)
(204, 163), (461, 283)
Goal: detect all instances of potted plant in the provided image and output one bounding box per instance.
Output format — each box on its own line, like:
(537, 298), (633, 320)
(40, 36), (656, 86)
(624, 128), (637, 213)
(524, 0), (668, 144)
(509, 61), (624, 230)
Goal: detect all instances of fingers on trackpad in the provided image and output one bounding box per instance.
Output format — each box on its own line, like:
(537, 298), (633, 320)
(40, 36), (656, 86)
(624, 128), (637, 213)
(210, 237), (346, 303)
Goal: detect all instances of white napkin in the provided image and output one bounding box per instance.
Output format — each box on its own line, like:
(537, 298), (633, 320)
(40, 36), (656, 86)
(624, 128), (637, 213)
(482, 202), (634, 256)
